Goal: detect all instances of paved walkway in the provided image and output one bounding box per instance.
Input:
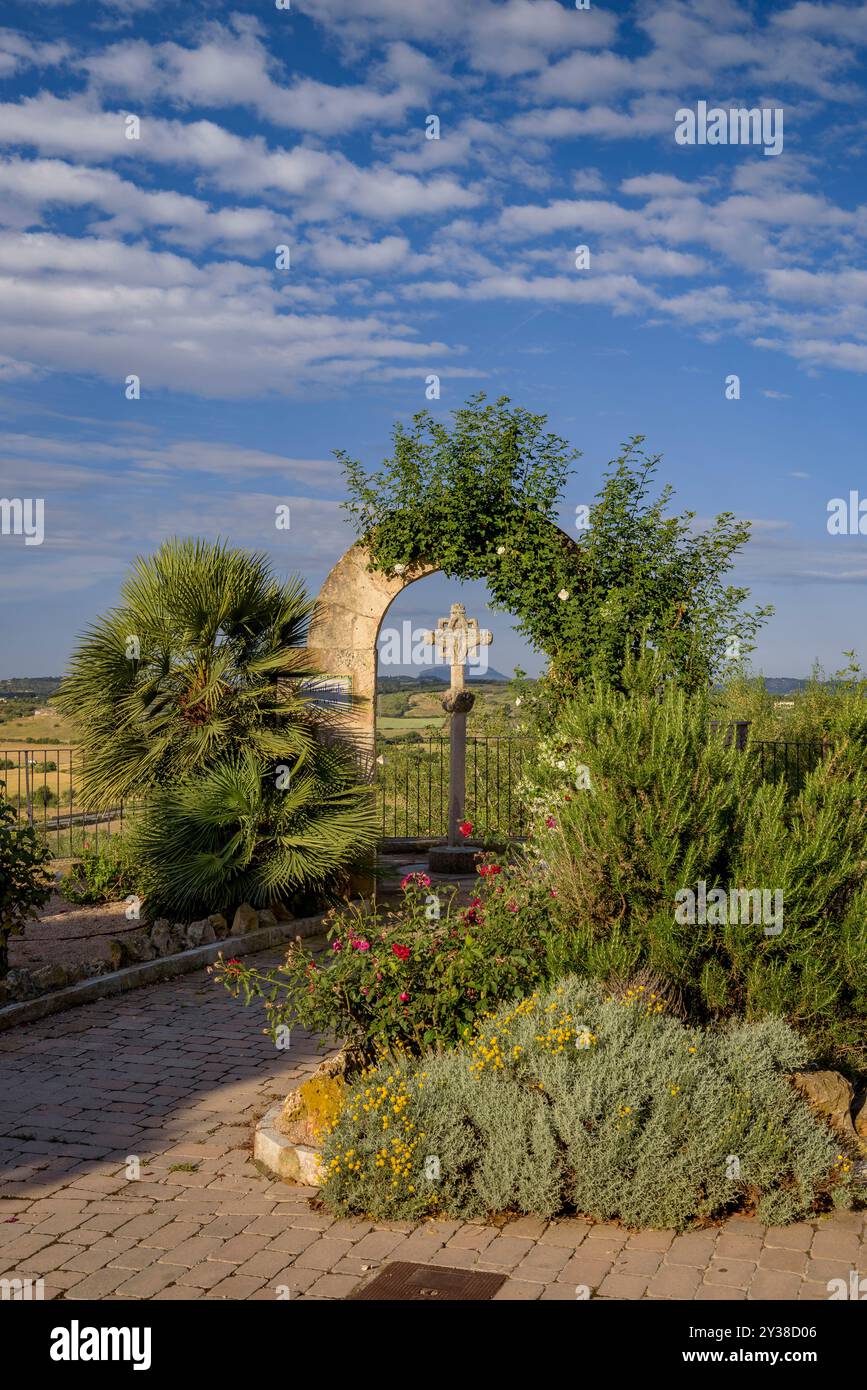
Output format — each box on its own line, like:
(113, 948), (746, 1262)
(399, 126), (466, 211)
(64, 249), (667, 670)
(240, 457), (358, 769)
(1, 948), (865, 1302)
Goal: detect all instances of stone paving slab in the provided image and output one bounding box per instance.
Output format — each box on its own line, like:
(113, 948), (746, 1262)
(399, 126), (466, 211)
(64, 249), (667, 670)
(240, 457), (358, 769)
(1, 945), (865, 1302)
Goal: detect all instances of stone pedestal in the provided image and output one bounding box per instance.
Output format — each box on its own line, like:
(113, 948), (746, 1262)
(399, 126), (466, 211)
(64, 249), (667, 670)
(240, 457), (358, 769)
(427, 843), (481, 874)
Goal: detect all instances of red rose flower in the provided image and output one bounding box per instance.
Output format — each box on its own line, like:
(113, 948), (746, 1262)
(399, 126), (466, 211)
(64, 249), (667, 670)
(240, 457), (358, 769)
(459, 820), (473, 837)
(391, 943), (411, 962)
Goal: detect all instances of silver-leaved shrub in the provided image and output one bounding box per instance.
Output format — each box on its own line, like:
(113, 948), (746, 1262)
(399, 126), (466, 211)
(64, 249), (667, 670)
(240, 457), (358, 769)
(320, 977), (853, 1229)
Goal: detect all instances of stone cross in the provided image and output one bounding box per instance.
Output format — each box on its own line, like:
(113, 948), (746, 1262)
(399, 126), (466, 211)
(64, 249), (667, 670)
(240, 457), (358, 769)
(423, 604), (492, 846)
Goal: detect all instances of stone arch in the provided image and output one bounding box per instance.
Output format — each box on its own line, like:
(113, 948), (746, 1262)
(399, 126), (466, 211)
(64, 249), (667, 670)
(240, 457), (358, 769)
(305, 543), (436, 766)
(306, 523), (579, 766)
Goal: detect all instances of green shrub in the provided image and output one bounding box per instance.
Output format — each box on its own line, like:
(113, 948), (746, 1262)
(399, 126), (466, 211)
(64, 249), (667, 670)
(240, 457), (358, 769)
(132, 744), (377, 920)
(525, 667), (758, 986)
(0, 783), (53, 974)
(729, 739), (867, 1063)
(215, 861), (569, 1061)
(341, 396), (771, 701)
(321, 978), (853, 1229)
(58, 836), (139, 905)
(32, 786), (57, 808)
(524, 666), (867, 1064)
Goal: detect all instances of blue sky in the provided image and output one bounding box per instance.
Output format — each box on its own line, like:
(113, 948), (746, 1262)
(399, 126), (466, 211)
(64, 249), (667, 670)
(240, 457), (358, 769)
(1, 0), (867, 680)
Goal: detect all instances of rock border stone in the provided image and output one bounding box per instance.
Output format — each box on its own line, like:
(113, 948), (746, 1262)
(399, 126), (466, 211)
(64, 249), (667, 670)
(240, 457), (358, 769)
(253, 1048), (345, 1188)
(0, 908), (328, 1033)
(253, 1100), (324, 1187)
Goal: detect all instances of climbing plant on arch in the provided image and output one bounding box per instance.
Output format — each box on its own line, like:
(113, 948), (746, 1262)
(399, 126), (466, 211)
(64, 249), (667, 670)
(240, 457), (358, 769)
(339, 395), (771, 703)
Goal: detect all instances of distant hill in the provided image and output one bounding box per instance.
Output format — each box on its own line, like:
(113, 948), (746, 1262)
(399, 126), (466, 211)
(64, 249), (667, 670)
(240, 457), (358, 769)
(0, 676), (62, 698)
(377, 668), (511, 691)
(759, 677), (822, 694)
(3, 671), (835, 700)
(716, 677), (841, 695)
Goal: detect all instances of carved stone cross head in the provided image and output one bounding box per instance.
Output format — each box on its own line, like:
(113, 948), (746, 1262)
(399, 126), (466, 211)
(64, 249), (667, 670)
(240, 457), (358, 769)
(422, 603), (492, 693)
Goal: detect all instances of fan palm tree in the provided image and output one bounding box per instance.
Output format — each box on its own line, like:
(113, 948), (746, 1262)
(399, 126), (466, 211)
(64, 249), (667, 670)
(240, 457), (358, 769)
(56, 538), (341, 810)
(131, 746), (378, 919)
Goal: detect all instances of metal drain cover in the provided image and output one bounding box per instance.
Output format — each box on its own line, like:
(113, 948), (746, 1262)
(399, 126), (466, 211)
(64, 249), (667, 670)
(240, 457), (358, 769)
(347, 1261), (507, 1301)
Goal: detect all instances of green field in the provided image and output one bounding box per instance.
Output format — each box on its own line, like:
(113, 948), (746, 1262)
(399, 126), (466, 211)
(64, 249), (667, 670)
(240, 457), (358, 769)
(375, 677), (522, 740)
(377, 714), (446, 739)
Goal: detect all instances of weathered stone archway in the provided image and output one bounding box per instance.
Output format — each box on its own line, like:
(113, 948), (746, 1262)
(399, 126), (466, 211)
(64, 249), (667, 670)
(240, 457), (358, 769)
(306, 522), (580, 768)
(305, 543), (436, 767)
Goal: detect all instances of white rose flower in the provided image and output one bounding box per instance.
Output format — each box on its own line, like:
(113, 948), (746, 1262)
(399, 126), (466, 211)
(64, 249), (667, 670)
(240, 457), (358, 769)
(558, 589), (569, 601)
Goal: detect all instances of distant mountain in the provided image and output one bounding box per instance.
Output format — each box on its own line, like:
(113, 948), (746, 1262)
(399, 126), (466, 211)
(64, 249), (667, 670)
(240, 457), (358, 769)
(759, 677), (823, 694)
(716, 677), (839, 695)
(0, 676), (62, 697)
(378, 668), (512, 690)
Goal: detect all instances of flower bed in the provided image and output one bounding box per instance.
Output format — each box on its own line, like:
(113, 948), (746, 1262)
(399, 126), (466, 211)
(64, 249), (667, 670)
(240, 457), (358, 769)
(214, 861), (570, 1061)
(318, 977), (856, 1229)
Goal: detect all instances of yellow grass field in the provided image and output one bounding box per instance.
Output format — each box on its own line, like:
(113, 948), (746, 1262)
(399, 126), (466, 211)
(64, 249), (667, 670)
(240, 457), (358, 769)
(0, 707), (81, 815)
(0, 708), (78, 744)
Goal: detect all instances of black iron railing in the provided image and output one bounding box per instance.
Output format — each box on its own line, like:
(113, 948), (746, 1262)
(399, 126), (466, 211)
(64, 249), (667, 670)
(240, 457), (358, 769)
(375, 736), (534, 840)
(751, 737), (828, 793)
(0, 747), (131, 857)
(0, 732), (835, 855)
(373, 732), (832, 841)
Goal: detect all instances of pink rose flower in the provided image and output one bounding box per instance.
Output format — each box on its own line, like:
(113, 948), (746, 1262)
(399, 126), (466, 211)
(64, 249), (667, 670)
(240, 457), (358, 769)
(401, 871), (432, 890)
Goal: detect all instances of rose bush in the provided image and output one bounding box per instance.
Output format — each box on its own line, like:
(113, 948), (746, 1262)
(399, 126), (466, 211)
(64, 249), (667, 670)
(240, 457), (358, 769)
(213, 861), (571, 1062)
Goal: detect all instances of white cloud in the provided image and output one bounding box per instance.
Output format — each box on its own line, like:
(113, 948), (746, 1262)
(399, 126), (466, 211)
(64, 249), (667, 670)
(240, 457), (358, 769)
(0, 94), (482, 221)
(765, 267), (867, 305)
(0, 28), (68, 77)
(29, 0), (161, 8)
(499, 197), (640, 239)
(755, 335), (867, 374)
(294, 0), (618, 75)
(620, 173), (699, 197)
(0, 226), (467, 397)
(0, 157), (282, 254)
(308, 234), (412, 275)
(416, 270), (655, 316)
(0, 431), (344, 489)
(0, 354), (44, 382)
(773, 2), (867, 43)
(511, 96), (674, 141)
(82, 28), (443, 136)
(572, 168), (606, 193)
